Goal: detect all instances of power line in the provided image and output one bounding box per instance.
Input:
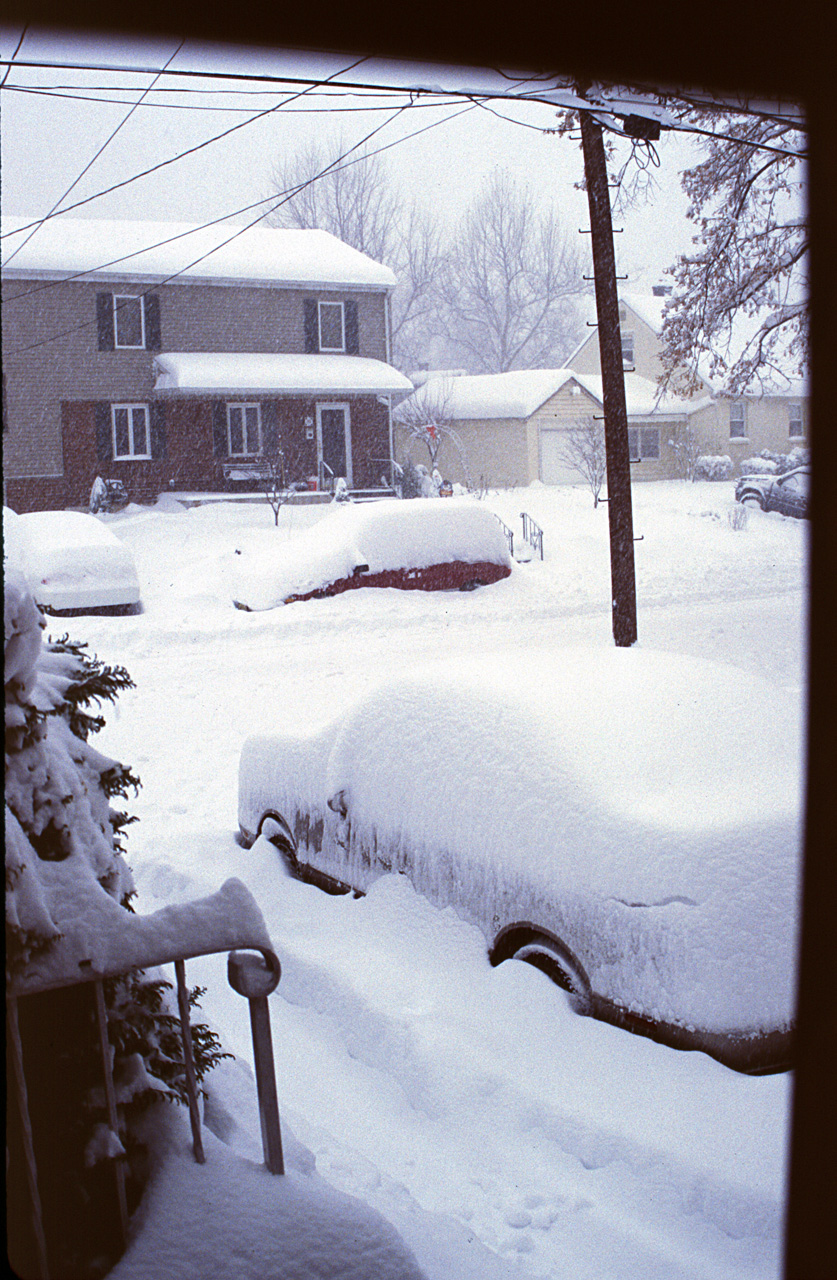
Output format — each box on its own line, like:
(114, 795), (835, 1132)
(3, 40), (185, 268)
(0, 25), (27, 89)
(2, 54), (379, 242)
(3, 99), (476, 356)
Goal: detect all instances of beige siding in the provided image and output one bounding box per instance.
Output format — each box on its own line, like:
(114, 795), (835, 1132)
(689, 397), (809, 462)
(397, 419), (528, 489)
(569, 309), (665, 383)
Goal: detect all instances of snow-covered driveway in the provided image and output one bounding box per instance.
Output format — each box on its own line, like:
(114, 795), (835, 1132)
(72, 482), (806, 1279)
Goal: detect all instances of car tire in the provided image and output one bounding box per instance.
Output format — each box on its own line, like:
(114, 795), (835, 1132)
(491, 928), (591, 1006)
(740, 493), (764, 509)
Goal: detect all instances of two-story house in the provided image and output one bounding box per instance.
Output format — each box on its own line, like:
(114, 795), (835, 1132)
(2, 216), (413, 512)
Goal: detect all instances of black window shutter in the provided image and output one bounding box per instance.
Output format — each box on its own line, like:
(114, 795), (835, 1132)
(304, 298), (318, 352)
(96, 294), (115, 351)
(95, 403), (113, 461)
(144, 294), (162, 351)
(345, 300), (359, 354)
(212, 400), (228, 457)
(150, 402), (167, 459)
(262, 401), (280, 455)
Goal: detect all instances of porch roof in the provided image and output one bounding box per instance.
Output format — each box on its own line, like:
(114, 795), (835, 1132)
(153, 352), (414, 398)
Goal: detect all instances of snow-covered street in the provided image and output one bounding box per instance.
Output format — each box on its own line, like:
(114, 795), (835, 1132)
(69, 481), (807, 1279)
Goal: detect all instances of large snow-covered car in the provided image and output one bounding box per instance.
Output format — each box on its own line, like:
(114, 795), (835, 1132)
(228, 497), (512, 610)
(4, 508), (141, 615)
(239, 646), (803, 1074)
(735, 466), (810, 518)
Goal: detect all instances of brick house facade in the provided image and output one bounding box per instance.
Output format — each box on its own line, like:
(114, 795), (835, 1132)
(2, 218), (412, 511)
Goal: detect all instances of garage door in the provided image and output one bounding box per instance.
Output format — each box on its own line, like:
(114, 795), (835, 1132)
(539, 429), (579, 486)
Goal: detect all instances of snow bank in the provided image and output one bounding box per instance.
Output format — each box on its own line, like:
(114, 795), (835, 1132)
(227, 498), (512, 610)
(108, 1109), (428, 1280)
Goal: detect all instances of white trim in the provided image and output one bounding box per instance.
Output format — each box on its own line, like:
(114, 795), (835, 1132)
(112, 403), (151, 460)
(226, 402), (262, 457)
(113, 294), (146, 349)
(316, 401), (352, 487)
(318, 300), (346, 353)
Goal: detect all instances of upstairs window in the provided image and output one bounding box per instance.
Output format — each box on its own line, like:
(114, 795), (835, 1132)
(304, 297), (359, 354)
(112, 404), (151, 459)
(729, 401), (747, 438)
(96, 292), (161, 351)
(788, 402), (803, 438)
(227, 403), (262, 456)
(114, 295), (144, 348)
(319, 301), (345, 352)
(621, 330), (635, 367)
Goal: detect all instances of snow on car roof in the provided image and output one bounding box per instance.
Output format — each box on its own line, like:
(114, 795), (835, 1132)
(228, 497), (512, 611)
(18, 509), (126, 550)
(1, 216), (397, 291)
(316, 645), (802, 1030)
(154, 352), (413, 396)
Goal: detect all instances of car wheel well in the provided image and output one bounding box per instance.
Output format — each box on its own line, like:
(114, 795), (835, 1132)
(490, 924), (591, 1002)
(257, 812), (298, 864)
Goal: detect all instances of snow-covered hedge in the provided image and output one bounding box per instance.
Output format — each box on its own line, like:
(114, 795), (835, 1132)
(739, 447), (810, 477)
(5, 574), (228, 1279)
(694, 455), (734, 481)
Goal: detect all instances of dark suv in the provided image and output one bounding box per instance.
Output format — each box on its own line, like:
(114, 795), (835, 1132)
(735, 467), (810, 518)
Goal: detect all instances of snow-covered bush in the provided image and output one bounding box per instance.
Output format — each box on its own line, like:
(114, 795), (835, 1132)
(6, 575), (228, 1279)
(397, 457), (424, 500)
(739, 447), (810, 477)
(694, 455), (734, 481)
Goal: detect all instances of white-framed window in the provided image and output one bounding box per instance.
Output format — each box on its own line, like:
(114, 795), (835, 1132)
(318, 300), (345, 352)
(628, 426), (660, 461)
(729, 401), (747, 438)
(621, 330), (635, 367)
(227, 403), (262, 456)
(113, 295), (145, 349)
(789, 402), (803, 438)
(112, 404), (151, 459)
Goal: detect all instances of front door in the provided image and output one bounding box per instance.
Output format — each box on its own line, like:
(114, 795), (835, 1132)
(316, 403), (352, 489)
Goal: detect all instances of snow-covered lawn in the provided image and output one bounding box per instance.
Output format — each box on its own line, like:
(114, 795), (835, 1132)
(65, 481), (807, 1280)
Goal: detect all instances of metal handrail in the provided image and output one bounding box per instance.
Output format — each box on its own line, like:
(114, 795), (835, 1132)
(520, 512), (544, 560)
(7, 879), (285, 1278)
(318, 459), (335, 493)
(494, 515), (514, 558)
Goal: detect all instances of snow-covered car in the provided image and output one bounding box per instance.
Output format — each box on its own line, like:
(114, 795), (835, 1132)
(228, 497), (512, 610)
(3, 508), (141, 615)
(735, 466), (810, 518)
(239, 646), (803, 1074)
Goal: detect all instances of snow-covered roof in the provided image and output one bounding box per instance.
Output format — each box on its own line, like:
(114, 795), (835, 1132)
(403, 368), (701, 421)
(153, 352), (413, 397)
(1, 216), (397, 291)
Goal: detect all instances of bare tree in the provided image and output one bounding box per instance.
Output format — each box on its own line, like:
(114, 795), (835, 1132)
(667, 422), (705, 482)
(393, 379), (471, 484)
(267, 136), (446, 370)
(659, 110), (807, 393)
(562, 417), (607, 506)
(438, 173), (588, 373)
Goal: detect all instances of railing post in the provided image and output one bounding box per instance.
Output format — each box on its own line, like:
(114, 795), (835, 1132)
(7, 995), (51, 1280)
(227, 950), (284, 1174)
(174, 960), (206, 1164)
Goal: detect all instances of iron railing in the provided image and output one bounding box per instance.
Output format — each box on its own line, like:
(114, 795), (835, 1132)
(494, 515), (515, 558)
(7, 878), (284, 1280)
(520, 512), (544, 560)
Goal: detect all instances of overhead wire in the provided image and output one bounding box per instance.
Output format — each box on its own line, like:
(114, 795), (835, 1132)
(0, 25), (27, 89)
(3, 97), (477, 355)
(3, 39), (186, 268)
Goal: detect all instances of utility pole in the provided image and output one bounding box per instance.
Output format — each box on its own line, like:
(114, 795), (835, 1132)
(578, 93), (638, 647)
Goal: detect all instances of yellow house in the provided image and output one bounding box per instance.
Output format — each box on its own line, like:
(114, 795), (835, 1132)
(396, 367), (706, 489)
(569, 291), (809, 472)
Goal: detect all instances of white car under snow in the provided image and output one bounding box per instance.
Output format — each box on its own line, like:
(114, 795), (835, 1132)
(239, 645), (803, 1074)
(3, 508), (141, 615)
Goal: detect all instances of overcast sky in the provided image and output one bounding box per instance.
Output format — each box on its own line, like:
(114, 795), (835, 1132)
(0, 26), (704, 290)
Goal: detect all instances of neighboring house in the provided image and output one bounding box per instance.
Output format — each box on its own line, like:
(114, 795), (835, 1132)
(2, 216), (413, 512)
(568, 289), (810, 471)
(396, 367), (706, 488)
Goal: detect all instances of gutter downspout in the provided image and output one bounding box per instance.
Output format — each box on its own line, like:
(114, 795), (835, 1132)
(385, 290), (395, 488)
